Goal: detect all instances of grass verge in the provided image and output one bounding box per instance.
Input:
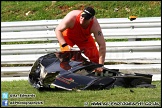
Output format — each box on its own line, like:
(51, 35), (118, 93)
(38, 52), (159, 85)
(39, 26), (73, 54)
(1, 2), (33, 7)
(1, 80), (161, 107)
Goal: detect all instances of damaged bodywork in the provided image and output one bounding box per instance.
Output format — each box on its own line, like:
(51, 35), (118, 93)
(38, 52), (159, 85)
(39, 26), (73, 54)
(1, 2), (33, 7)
(28, 51), (155, 91)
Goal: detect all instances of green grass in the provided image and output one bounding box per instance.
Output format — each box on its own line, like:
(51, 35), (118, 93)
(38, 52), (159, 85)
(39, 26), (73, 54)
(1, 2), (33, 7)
(1, 2), (161, 107)
(1, 80), (161, 107)
(1, 1), (161, 44)
(1, 1), (161, 22)
(1, 1), (161, 45)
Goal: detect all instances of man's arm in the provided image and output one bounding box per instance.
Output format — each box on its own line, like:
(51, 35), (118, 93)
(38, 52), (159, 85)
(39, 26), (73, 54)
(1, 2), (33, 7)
(55, 12), (74, 45)
(91, 17), (106, 65)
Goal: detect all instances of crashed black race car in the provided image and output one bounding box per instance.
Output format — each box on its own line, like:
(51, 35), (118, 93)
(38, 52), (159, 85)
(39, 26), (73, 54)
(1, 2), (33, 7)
(28, 50), (155, 91)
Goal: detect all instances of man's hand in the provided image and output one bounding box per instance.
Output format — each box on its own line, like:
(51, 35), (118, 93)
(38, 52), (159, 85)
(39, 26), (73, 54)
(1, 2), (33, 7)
(93, 67), (103, 73)
(60, 45), (72, 51)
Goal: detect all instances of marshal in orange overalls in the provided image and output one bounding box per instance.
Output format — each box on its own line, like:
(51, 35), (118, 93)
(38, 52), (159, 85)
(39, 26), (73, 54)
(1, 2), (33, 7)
(61, 12), (99, 63)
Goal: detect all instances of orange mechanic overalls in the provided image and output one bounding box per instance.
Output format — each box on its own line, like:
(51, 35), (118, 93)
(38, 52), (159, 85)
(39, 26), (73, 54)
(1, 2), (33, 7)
(61, 12), (99, 63)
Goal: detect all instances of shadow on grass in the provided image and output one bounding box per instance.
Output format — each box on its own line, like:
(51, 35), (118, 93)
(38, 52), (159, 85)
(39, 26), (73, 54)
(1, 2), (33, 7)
(37, 87), (69, 92)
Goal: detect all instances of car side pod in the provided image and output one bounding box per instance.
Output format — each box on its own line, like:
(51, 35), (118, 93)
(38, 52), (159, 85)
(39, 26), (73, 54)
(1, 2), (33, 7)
(112, 73), (155, 88)
(28, 50), (156, 91)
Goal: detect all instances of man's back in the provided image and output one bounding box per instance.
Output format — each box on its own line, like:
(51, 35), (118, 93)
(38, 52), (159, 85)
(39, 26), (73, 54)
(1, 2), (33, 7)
(61, 10), (82, 29)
